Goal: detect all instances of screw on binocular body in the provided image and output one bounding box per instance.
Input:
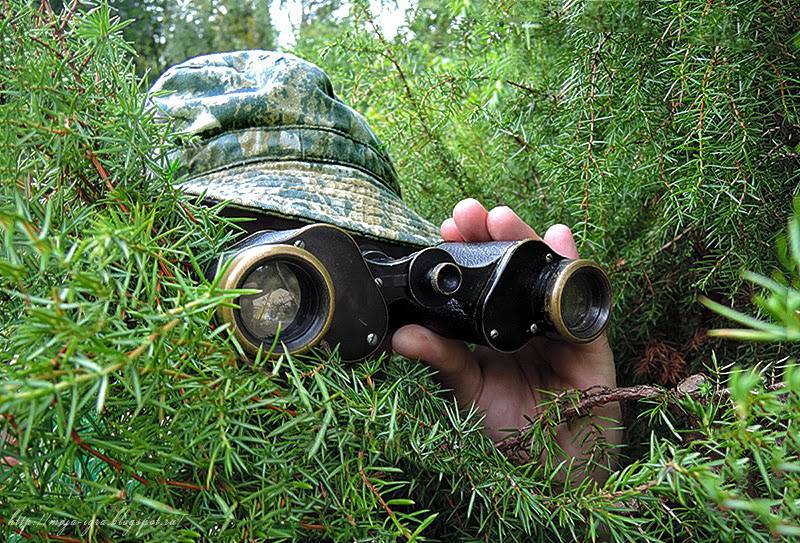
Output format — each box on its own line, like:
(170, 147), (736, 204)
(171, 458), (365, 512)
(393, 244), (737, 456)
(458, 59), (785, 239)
(366, 333), (379, 346)
(374, 277), (383, 288)
(489, 329), (500, 339)
(545, 253), (553, 263)
(529, 323), (538, 334)
(293, 239), (305, 248)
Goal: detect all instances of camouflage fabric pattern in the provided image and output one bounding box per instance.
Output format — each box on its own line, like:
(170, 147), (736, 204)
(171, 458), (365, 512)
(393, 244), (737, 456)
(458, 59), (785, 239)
(148, 50), (440, 246)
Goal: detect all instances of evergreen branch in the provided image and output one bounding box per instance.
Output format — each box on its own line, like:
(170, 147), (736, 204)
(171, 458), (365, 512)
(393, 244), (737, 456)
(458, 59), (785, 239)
(358, 450), (413, 541)
(496, 374), (788, 459)
(70, 429), (211, 491)
(363, 12), (472, 197)
(502, 79), (541, 96)
(578, 33), (611, 243)
(58, 0), (79, 31)
(1, 316), (181, 405)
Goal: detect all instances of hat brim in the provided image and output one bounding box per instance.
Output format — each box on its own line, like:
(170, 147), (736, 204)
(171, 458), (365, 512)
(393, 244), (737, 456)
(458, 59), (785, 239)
(178, 160), (441, 247)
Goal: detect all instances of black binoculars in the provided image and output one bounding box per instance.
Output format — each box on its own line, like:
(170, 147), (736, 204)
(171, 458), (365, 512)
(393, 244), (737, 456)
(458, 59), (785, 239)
(213, 224), (612, 362)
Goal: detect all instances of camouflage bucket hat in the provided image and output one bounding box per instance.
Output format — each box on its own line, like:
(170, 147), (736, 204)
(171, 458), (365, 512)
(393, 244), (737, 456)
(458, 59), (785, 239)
(148, 50), (440, 246)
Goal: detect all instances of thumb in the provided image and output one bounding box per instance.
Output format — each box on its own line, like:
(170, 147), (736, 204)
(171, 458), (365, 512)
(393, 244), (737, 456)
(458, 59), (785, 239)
(392, 325), (482, 406)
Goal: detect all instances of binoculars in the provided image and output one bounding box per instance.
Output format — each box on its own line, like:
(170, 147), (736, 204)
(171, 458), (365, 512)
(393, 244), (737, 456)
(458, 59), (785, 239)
(213, 224), (612, 362)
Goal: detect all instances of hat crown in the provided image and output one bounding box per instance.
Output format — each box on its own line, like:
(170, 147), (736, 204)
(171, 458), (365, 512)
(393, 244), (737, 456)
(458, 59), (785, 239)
(148, 50), (401, 196)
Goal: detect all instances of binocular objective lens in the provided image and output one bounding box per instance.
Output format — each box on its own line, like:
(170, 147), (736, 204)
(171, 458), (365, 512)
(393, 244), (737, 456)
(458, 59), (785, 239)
(560, 268), (603, 334)
(239, 262), (303, 339)
(545, 260), (612, 343)
(217, 243), (335, 357)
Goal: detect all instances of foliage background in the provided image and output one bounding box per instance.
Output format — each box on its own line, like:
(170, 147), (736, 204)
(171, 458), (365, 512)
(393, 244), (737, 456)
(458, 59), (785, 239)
(106, 0), (800, 383)
(1, 0), (799, 541)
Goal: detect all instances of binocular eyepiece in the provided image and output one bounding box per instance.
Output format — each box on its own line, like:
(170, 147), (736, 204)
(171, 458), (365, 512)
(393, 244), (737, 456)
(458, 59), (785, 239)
(214, 224), (612, 362)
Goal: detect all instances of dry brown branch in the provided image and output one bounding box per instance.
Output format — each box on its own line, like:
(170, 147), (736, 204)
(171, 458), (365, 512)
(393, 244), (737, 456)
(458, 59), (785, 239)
(496, 374), (787, 458)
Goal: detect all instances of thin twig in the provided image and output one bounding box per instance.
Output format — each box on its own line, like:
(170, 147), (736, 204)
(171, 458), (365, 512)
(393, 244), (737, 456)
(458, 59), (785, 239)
(358, 451), (412, 541)
(71, 429), (215, 492)
(58, 0), (80, 31)
(364, 13), (469, 196)
(496, 374), (787, 457)
(580, 33), (611, 242)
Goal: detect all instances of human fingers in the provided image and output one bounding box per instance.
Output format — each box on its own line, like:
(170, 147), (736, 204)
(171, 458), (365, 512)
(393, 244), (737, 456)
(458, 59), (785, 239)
(452, 198), (492, 242)
(486, 206), (540, 241)
(543, 224), (579, 259)
(441, 218), (465, 241)
(392, 325), (482, 406)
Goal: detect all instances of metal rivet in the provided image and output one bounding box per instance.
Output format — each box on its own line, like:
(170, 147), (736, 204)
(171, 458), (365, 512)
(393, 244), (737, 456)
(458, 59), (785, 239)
(489, 329), (499, 340)
(545, 253), (553, 263)
(374, 277), (383, 288)
(367, 333), (379, 346)
(294, 239), (305, 248)
(529, 323), (538, 334)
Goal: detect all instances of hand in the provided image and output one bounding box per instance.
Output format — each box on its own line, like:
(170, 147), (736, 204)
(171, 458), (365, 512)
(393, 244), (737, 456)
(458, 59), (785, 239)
(392, 199), (621, 478)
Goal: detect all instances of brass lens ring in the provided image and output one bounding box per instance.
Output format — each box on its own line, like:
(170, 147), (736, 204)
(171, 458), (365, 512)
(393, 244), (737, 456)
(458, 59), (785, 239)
(429, 262), (462, 296)
(217, 244), (335, 357)
(544, 259), (612, 344)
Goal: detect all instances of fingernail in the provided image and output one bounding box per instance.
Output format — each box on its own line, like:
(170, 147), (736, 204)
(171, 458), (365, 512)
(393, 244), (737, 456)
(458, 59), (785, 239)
(459, 198), (485, 210)
(490, 205), (514, 215)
